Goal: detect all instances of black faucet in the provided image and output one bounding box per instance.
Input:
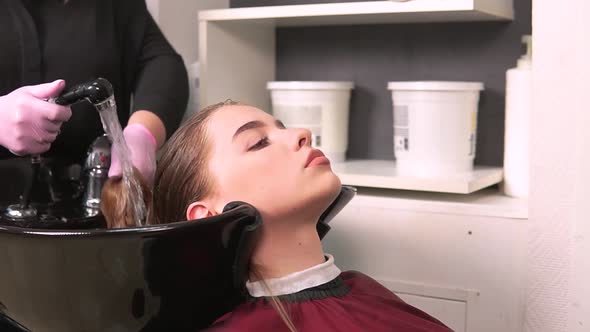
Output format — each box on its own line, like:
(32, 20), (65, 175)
(53, 77), (114, 109)
(4, 78), (115, 222)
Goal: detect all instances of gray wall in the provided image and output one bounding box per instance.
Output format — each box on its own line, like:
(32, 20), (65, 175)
(231, 0), (532, 165)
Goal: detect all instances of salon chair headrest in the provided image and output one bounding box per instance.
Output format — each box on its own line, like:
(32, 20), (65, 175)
(317, 185), (357, 239)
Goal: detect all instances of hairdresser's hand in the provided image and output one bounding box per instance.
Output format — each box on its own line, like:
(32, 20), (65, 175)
(0, 80), (72, 155)
(108, 123), (157, 186)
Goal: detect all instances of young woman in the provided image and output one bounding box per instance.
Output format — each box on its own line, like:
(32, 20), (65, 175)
(151, 101), (452, 332)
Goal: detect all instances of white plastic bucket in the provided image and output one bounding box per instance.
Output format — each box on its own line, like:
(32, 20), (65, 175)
(387, 81), (484, 177)
(267, 81), (354, 162)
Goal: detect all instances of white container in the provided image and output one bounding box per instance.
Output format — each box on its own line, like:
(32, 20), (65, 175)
(503, 35), (532, 198)
(387, 81), (484, 177)
(267, 81), (354, 162)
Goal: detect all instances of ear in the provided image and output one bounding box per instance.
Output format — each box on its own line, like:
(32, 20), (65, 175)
(186, 201), (218, 221)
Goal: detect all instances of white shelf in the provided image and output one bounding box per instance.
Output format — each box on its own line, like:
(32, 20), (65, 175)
(349, 187), (528, 219)
(199, 0), (513, 26)
(333, 159), (503, 194)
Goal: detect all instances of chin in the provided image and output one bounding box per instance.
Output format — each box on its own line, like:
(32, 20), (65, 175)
(310, 172), (342, 213)
(264, 174), (342, 222)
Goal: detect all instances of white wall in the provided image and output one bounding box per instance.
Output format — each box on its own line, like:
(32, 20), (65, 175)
(570, 2), (590, 327)
(525, 0), (590, 331)
(145, 0), (159, 22)
(147, 0), (230, 64)
(146, 0), (230, 117)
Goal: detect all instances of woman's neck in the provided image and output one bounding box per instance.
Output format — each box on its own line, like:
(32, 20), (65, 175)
(250, 221), (325, 280)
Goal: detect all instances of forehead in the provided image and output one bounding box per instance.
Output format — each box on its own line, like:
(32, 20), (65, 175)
(209, 104), (273, 131)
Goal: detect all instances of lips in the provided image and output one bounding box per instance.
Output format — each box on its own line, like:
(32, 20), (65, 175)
(305, 149), (330, 168)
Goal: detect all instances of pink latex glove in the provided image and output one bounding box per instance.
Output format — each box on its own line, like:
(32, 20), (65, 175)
(0, 80), (72, 155)
(108, 123), (157, 186)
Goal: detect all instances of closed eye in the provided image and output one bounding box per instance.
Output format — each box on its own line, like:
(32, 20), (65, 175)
(248, 137), (270, 151)
(276, 120), (286, 129)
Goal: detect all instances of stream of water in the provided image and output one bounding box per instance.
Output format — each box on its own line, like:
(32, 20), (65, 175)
(99, 98), (147, 227)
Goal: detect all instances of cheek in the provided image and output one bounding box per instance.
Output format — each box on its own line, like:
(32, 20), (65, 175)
(215, 152), (296, 205)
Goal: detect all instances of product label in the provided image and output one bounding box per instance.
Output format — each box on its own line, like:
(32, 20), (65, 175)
(272, 104), (322, 148)
(393, 105), (409, 153)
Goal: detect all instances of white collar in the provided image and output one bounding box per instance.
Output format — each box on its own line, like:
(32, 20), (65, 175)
(246, 254), (341, 297)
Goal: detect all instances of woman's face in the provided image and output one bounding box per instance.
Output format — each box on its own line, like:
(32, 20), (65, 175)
(204, 104), (341, 221)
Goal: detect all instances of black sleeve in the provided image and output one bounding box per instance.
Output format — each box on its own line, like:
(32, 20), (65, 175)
(130, 1), (189, 140)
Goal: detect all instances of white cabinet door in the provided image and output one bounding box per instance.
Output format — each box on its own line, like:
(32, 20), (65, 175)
(323, 193), (528, 332)
(398, 293), (466, 332)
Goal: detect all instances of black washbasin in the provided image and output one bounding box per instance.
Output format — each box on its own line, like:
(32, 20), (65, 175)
(0, 202), (262, 332)
(0, 158), (32, 206)
(0, 186), (356, 332)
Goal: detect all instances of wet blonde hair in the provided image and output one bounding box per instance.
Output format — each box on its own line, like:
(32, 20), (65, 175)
(101, 168), (152, 228)
(149, 101), (226, 224)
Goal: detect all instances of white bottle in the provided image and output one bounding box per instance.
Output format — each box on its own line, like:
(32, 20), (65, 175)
(503, 35), (532, 198)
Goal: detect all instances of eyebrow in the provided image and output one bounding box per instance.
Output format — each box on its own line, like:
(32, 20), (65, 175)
(233, 119), (286, 141)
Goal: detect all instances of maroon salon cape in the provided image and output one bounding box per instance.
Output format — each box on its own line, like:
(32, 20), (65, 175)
(208, 271), (453, 332)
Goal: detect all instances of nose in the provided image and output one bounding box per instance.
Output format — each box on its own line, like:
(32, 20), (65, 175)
(292, 128), (312, 150)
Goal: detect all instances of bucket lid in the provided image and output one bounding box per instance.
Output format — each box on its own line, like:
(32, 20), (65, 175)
(267, 81), (354, 90)
(387, 81), (484, 91)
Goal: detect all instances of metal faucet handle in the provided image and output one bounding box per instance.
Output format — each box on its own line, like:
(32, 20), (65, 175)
(82, 135), (111, 210)
(85, 135), (111, 171)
